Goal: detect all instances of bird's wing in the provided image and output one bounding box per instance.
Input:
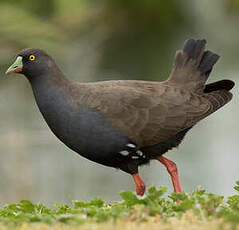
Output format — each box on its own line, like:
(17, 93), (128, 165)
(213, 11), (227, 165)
(79, 82), (212, 147)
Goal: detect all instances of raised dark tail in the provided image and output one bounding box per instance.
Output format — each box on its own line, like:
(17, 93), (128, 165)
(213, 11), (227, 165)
(168, 39), (234, 112)
(168, 39), (220, 91)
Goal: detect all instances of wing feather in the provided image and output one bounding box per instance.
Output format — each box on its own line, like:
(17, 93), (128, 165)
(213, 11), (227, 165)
(78, 81), (212, 147)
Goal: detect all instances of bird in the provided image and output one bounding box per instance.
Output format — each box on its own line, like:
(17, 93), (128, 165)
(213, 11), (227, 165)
(5, 39), (234, 196)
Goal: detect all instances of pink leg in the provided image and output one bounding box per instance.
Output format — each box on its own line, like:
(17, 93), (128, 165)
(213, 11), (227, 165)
(132, 173), (146, 196)
(157, 156), (182, 193)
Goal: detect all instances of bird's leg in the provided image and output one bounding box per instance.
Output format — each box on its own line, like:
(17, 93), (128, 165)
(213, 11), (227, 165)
(132, 173), (146, 196)
(157, 156), (182, 193)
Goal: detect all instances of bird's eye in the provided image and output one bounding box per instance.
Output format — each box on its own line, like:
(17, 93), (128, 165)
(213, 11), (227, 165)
(29, 55), (36, 61)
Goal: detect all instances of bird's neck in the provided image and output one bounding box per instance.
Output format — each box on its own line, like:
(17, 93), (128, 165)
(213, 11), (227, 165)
(30, 69), (70, 104)
(28, 69), (77, 144)
(30, 65), (72, 115)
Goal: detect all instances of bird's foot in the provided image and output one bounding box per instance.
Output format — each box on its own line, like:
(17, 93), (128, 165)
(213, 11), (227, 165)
(132, 173), (146, 196)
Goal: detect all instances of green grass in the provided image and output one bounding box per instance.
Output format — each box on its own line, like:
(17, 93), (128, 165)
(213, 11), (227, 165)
(1, 182), (239, 229)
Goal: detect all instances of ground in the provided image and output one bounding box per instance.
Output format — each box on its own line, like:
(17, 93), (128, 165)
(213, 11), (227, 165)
(0, 183), (239, 230)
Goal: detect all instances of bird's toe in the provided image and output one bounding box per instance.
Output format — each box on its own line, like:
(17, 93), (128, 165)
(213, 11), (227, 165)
(135, 183), (146, 196)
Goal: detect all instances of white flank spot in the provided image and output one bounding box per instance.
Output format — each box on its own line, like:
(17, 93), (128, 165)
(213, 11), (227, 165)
(119, 150), (129, 156)
(132, 156), (139, 159)
(127, 143), (136, 148)
(136, 150), (143, 156)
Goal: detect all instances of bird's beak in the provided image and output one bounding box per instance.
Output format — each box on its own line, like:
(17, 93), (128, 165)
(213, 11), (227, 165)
(5, 56), (23, 75)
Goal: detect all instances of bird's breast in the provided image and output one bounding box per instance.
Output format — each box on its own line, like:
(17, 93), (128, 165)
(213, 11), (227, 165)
(31, 81), (130, 166)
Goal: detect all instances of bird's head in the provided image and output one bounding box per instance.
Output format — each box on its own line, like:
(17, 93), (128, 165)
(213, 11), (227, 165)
(5, 48), (56, 79)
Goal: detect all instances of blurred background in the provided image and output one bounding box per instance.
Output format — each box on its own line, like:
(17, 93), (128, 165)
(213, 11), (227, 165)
(0, 0), (238, 205)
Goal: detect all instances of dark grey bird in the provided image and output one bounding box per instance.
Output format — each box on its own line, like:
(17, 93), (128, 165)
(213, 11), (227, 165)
(6, 39), (234, 195)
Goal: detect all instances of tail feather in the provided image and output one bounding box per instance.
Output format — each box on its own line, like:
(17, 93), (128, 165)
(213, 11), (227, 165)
(204, 90), (233, 113)
(199, 51), (219, 76)
(168, 39), (234, 114)
(183, 39), (206, 61)
(204, 80), (235, 93)
(168, 39), (220, 91)
(203, 79), (234, 114)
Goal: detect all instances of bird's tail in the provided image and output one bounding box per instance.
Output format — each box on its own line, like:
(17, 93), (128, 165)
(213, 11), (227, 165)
(168, 39), (234, 112)
(168, 39), (220, 91)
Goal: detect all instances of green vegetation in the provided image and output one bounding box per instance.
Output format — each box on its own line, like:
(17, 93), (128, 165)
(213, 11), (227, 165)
(0, 182), (239, 229)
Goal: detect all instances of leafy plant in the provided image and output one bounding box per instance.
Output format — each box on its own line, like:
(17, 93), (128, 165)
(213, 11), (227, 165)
(0, 182), (239, 228)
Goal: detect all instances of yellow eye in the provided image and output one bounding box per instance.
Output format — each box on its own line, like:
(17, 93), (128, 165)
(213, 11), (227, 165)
(29, 55), (35, 61)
